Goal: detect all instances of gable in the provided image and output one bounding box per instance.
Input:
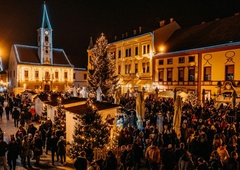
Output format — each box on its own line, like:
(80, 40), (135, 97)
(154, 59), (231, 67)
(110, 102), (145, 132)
(13, 44), (73, 67)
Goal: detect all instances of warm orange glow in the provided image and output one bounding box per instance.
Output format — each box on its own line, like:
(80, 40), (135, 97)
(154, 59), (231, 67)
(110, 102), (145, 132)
(159, 45), (166, 53)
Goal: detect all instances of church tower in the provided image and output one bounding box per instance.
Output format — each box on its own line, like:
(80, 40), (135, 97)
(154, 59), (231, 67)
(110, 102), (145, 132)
(37, 3), (53, 65)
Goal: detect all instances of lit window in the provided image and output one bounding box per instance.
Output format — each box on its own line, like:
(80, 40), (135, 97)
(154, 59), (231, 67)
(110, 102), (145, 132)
(178, 67), (184, 81)
(55, 72), (59, 79)
(225, 65), (234, 80)
(188, 67), (195, 81)
(167, 58), (173, 64)
(24, 70), (28, 78)
(179, 57), (185, 63)
(158, 69), (164, 81)
(35, 71), (39, 79)
(167, 69), (172, 81)
(204, 67), (211, 81)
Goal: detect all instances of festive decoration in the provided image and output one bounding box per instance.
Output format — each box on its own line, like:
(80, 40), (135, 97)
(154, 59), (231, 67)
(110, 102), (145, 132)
(69, 98), (110, 159)
(88, 33), (119, 102)
(185, 91), (198, 107)
(53, 103), (66, 133)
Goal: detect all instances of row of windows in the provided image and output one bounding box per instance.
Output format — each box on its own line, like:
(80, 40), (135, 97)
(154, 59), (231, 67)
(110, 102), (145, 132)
(117, 44), (150, 58)
(158, 65), (234, 82)
(159, 56), (195, 65)
(158, 67), (195, 82)
(9, 70), (87, 81)
(122, 62), (150, 74)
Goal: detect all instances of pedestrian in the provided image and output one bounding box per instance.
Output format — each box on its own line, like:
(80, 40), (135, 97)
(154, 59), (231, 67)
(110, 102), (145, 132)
(57, 136), (66, 165)
(119, 145), (127, 170)
(223, 151), (239, 170)
(5, 103), (10, 120)
(178, 152), (194, 170)
(0, 104), (3, 120)
(49, 131), (58, 165)
(145, 142), (161, 170)
(12, 107), (20, 127)
(125, 144), (135, 170)
(0, 136), (8, 170)
(27, 123), (37, 137)
(85, 143), (94, 162)
(74, 151), (87, 170)
(103, 150), (117, 170)
(162, 144), (176, 170)
(88, 160), (100, 170)
(196, 157), (209, 170)
(19, 111), (26, 127)
(32, 133), (43, 166)
(7, 135), (20, 170)
(21, 135), (32, 168)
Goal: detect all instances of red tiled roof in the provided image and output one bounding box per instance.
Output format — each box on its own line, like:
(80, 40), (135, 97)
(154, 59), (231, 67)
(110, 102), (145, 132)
(165, 14), (240, 52)
(14, 45), (73, 66)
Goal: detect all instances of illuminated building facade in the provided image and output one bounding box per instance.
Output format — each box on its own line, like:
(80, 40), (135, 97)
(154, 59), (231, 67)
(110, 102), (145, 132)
(88, 20), (180, 94)
(153, 13), (240, 101)
(8, 4), (74, 93)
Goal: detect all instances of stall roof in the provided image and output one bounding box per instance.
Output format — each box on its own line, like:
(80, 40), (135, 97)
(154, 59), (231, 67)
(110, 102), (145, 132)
(64, 101), (120, 115)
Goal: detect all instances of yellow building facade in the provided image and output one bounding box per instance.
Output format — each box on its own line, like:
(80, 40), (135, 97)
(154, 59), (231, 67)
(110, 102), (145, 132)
(153, 14), (240, 102)
(87, 20), (180, 94)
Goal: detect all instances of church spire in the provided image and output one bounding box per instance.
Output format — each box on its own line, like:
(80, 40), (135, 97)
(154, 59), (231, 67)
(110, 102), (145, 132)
(41, 2), (52, 29)
(37, 2), (53, 65)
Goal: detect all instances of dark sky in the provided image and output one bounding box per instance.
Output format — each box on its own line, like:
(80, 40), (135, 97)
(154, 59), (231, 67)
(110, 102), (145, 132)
(0, 0), (239, 69)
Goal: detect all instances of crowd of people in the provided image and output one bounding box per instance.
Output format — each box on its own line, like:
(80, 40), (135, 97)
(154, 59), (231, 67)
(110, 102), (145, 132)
(1, 90), (240, 170)
(0, 93), (67, 170)
(114, 93), (240, 170)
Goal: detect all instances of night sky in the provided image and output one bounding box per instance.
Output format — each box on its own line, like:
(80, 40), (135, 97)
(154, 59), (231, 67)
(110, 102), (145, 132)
(0, 0), (239, 69)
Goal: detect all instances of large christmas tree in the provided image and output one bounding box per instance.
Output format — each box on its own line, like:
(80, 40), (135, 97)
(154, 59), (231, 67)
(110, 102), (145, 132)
(88, 33), (119, 102)
(69, 96), (110, 158)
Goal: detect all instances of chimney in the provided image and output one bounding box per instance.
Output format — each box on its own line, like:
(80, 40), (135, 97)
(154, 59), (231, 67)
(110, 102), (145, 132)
(139, 26), (142, 34)
(114, 36), (117, 40)
(133, 29), (137, 35)
(159, 20), (165, 27)
(125, 32), (128, 37)
(170, 18), (174, 23)
(122, 34), (124, 38)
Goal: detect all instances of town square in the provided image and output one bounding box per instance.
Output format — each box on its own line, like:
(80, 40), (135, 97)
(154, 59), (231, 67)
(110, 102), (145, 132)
(0, 1), (240, 170)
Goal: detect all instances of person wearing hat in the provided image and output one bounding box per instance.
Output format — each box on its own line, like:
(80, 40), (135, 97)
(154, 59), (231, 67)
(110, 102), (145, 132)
(0, 136), (8, 170)
(7, 135), (20, 170)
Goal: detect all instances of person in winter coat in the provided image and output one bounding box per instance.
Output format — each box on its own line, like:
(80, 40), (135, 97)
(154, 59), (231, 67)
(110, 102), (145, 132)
(125, 144), (135, 170)
(7, 136), (20, 170)
(74, 151), (87, 170)
(196, 157), (209, 170)
(208, 150), (223, 170)
(49, 132), (58, 165)
(5, 103), (10, 120)
(119, 145), (127, 170)
(32, 133), (43, 166)
(103, 150), (117, 170)
(178, 152), (194, 170)
(0, 137), (8, 170)
(57, 136), (66, 164)
(216, 144), (230, 164)
(145, 142), (161, 170)
(12, 107), (20, 127)
(223, 151), (239, 170)
(21, 135), (32, 168)
(162, 144), (176, 170)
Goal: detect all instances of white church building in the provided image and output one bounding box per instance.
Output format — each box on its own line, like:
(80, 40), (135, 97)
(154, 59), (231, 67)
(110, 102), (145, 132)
(8, 3), (75, 94)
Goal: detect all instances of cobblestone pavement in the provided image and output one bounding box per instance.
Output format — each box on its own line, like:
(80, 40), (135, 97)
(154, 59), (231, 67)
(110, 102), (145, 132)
(0, 109), (75, 170)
